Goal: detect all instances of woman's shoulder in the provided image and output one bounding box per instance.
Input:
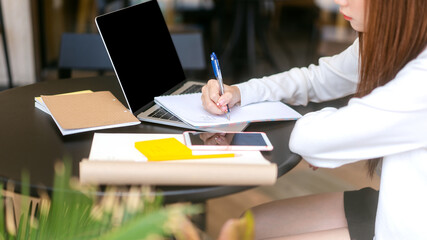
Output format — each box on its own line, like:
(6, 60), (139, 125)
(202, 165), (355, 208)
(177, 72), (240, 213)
(416, 46), (427, 62)
(400, 46), (427, 74)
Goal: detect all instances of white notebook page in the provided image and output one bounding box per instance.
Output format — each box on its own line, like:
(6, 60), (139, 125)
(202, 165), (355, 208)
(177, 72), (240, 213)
(154, 93), (301, 127)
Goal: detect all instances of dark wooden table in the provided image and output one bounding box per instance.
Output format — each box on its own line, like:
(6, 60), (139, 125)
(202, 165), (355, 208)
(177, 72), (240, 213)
(0, 75), (348, 203)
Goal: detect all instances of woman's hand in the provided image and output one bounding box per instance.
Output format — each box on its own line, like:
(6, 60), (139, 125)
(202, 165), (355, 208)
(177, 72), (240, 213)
(201, 79), (241, 115)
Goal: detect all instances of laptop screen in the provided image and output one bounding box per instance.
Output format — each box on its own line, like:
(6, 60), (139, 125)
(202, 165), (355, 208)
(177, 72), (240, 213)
(95, 0), (186, 113)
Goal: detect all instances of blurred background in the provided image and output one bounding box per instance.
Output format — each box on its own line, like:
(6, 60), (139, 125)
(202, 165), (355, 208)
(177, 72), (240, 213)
(0, 0), (356, 90)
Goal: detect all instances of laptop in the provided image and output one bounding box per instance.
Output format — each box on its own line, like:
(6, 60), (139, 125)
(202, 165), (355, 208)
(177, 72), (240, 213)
(95, 0), (247, 131)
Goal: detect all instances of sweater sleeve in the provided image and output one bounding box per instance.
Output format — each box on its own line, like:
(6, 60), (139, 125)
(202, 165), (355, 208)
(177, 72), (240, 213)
(289, 49), (427, 168)
(235, 39), (360, 106)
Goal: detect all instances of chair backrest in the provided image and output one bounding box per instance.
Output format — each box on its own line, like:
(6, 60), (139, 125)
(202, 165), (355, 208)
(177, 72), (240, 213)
(57, 33), (113, 79)
(171, 31), (207, 79)
(171, 31), (206, 70)
(58, 31), (207, 79)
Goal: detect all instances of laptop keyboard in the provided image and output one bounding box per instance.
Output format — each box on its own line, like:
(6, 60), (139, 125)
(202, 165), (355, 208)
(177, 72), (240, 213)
(149, 108), (181, 121)
(148, 84), (203, 121)
(180, 84), (203, 94)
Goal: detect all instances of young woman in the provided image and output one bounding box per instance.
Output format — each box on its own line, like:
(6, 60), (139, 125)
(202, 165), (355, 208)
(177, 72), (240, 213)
(202, 0), (427, 239)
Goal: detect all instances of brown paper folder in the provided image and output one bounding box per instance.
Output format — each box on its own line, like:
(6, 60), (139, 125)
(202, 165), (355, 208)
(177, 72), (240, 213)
(41, 91), (140, 135)
(79, 160), (278, 186)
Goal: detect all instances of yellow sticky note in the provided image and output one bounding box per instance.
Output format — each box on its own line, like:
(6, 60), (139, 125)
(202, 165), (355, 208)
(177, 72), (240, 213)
(135, 138), (234, 161)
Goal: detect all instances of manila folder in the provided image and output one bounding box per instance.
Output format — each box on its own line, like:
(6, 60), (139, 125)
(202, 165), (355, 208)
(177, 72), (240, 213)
(41, 91), (139, 129)
(79, 160), (277, 186)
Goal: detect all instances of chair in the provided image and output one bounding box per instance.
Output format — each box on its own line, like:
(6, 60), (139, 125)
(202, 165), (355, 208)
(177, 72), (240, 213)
(57, 31), (207, 80)
(57, 33), (113, 79)
(2, 188), (40, 229)
(170, 30), (207, 79)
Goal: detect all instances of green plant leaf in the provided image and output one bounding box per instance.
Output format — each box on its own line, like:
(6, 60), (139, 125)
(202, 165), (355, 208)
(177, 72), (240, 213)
(1, 158), (203, 240)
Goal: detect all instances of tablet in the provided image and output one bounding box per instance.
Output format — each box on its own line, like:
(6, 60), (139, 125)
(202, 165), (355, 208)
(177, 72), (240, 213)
(183, 131), (274, 151)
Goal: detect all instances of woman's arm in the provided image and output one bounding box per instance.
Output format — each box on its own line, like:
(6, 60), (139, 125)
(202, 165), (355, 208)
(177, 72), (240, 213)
(290, 49), (427, 168)
(236, 39), (360, 106)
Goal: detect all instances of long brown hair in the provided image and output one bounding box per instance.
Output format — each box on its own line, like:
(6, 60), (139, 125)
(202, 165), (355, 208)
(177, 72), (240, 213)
(355, 0), (427, 176)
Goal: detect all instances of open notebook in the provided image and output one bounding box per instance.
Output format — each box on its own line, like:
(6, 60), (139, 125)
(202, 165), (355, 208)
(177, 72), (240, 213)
(154, 93), (302, 128)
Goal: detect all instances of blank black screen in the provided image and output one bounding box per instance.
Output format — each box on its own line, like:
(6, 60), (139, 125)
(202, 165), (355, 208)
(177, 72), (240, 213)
(95, 0), (186, 112)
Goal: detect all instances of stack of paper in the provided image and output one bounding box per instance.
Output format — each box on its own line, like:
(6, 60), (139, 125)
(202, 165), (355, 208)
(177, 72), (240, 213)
(79, 133), (278, 186)
(35, 91), (140, 135)
(154, 93), (302, 128)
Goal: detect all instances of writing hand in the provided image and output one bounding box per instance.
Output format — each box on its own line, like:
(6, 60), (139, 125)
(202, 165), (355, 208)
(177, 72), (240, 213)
(201, 79), (241, 115)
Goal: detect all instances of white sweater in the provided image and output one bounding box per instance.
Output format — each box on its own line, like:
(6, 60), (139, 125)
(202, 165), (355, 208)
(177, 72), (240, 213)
(236, 39), (427, 240)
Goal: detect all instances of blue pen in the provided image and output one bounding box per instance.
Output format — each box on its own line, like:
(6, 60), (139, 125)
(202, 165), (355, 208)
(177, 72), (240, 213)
(210, 52), (230, 120)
